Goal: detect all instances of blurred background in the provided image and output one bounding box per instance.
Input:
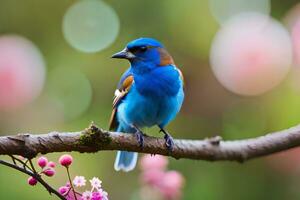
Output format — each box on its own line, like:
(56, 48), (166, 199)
(0, 0), (300, 199)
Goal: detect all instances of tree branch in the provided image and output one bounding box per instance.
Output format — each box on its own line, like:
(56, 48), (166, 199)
(0, 123), (300, 162)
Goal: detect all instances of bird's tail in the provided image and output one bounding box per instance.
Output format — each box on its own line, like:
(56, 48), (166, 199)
(114, 126), (138, 172)
(114, 151), (138, 172)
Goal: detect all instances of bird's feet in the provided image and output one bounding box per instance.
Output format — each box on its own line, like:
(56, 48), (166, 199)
(160, 129), (174, 152)
(135, 130), (144, 148)
(132, 125), (145, 148)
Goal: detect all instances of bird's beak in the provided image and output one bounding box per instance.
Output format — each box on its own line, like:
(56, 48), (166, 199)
(111, 48), (136, 59)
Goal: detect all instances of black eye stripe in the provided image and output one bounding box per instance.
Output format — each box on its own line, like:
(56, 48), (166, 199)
(129, 46), (148, 53)
(140, 46), (147, 52)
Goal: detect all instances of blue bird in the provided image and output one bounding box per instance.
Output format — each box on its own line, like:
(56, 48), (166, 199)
(109, 38), (184, 172)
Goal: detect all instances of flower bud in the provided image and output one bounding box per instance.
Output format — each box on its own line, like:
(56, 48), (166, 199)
(43, 168), (55, 177)
(37, 156), (48, 168)
(59, 154), (73, 167)
(48, 161), (56, 168)
(27, 177), (37, 186)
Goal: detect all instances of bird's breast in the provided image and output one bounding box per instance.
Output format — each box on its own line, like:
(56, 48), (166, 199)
(117, 66), (184, 128)
(118, 85), (182, 128)
(134, 66), (181, 97)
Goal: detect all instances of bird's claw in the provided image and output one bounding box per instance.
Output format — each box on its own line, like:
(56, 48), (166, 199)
(160, 129), (174, 152)
(135, 130), (144, 148)
(163, 131), (174, 152)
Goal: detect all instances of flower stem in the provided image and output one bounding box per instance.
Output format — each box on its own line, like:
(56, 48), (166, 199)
(66, 167), (78, 200)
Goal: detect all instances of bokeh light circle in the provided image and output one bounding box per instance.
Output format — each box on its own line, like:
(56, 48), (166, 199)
(210, 13), (292, 96)
(0, 35), (46, 111)
(47, 67), (92, 120)
(284, 3), (300, 68)
(63, 0), (120, 53)
(209, 0), (271, 25)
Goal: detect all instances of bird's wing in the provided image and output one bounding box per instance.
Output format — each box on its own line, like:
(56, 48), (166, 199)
(176, 67), (185, 87)
(109, 70), (134, 130)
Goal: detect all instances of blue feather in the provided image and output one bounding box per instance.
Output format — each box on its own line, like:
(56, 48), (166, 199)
(111, 38), (184, 172)
(114, 151), (138, 172)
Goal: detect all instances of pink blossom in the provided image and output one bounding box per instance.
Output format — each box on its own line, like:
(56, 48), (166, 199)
(66, 192), (81, 200)
(141, 169), (165, 186)
(37, 156), (48, 168)
(27, 177), (37, 186)
(91, 190), (108, 200)
(58, 186), (69, 196)
(59, 154), (73, 167)
(91, 192), (101, 200)
(139, 155), (184, 200)
(59, 184), (81, 200)
(43, 168), (55, 177)
(48, 161), (56, 168)
(159, 171), (185, 200)
(140, 155), (168, 171)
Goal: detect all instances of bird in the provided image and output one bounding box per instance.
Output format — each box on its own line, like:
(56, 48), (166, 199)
(109, 38), (184, 172)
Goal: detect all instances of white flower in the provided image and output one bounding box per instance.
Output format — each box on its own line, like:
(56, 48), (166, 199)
(90, 177), (102, 190)
(101, 190), (109, 200)
(81, 191), (92, 200)
(73, 176), (86, 187)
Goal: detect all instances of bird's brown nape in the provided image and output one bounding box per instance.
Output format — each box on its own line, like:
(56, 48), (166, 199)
(157, 47), (175, 66)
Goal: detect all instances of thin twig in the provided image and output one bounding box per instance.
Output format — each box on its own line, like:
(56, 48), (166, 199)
(9, 155), (16, 165)
(0, 159), (66, 200)
(10, 156), (32, 171)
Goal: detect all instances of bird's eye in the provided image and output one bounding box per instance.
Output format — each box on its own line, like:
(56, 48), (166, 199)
(139, 46), (147, 52)
(128, 46), (148, 53)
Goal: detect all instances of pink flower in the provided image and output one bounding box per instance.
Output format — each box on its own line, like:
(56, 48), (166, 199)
(66, 192), (81, 200)
(59, 183), (81, 200)
(139, 155), (185, 200)
(43, 168), (55, 177)
(73, 176), (86, 187)
(141, 169), (165, 186)
(140, 155), (168, 171)
(59, 154), (73, 167)
(58, 186), (69, 196)
(91, 190), (108, 200)
(159, 171), (185, 200)
(27, 177), (37, 186)
(37, 156), (48, 168)
(91, 192), (101, 200)
(48, 161), (56, 168)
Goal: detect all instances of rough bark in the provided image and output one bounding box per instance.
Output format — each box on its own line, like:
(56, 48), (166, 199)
(0, 123), (299, 162)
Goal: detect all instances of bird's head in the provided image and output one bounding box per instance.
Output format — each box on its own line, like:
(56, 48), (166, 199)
(112, 38), (174, 71)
